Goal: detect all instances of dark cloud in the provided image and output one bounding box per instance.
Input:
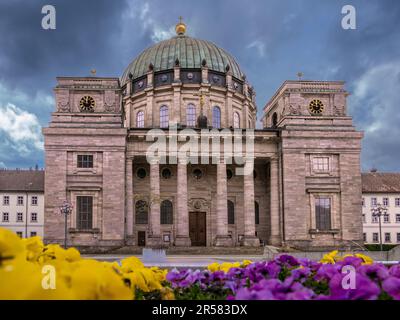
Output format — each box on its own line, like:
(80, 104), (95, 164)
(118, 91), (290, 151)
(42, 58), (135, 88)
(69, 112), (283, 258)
(0, 0), (399, 171)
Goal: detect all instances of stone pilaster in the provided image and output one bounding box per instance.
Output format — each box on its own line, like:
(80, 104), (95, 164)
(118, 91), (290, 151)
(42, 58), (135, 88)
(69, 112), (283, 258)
(241, 159), (260, 246)
(175, 162), (191, 246)
(269, 157), (281, 246)
(148, 161), (161, 246)
(125, 157), (134, 245)
(214, 161), (233, 246)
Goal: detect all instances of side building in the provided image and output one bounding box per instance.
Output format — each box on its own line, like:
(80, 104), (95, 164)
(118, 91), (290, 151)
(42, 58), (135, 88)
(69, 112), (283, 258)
(362, 172), (400, 245)
(0, 169), (45, 238)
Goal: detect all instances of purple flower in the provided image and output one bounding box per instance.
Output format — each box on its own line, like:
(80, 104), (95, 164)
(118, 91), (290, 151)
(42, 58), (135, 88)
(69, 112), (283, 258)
(314, 263), (341, 281)
(358, 264), (389, 281)
(275, 254), (300, 267)
(234, 287), (275, 300)
(382, 277), (400, 300)
(328, 273), (381, 300)
(389, 264), (400, 278)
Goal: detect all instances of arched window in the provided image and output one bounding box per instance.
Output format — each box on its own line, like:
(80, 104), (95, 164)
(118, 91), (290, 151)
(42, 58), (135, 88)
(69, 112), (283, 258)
(212, 106), (221, 128)
(233, 112), (240, 128)
(186, 104), (196, 127)
(160, 200), (173, 224)
(160, 105), (169, 128)
(255, 201), (260, 225)
(136, 111), (144, 128)
(228, 200), (235, 224)
(135, 200), (148, 224)
(272, 112), (278, 127)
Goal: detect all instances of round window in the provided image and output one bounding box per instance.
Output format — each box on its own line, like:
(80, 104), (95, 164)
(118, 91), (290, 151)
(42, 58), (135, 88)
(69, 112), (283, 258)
(161, 168), (172, 179)
(136, 168), (147, 179)
(227, 169), (233, 180)
(193, 168), (203, 179)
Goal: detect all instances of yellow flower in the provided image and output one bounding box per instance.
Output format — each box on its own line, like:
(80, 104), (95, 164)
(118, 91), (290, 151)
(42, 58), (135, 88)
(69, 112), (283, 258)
(161, 287), (175, 300)
(355, 253), (373, 264)
(241, 260), (252, 267)
(120, 256), (144, 273)
(320, 250), (339, 264)
(207, 262), (220, 272)
(22, 236), (44, 262)
(0, 228), (25, 265)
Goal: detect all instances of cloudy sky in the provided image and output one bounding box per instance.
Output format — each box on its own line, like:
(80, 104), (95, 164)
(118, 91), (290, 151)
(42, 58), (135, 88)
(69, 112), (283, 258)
(0, 0), (399, 171)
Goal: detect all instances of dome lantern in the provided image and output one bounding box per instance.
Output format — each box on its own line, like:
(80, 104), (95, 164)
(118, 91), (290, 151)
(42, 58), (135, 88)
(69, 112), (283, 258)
(175, 16), (186, 36)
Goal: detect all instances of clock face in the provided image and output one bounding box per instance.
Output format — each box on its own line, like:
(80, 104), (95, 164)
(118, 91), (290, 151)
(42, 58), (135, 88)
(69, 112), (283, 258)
(309, 99), (324, 115)
(79, 96), (95, 112)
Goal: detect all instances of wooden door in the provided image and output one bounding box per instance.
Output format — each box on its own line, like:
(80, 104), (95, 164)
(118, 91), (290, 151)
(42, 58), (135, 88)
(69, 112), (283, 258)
(189, 212), (206, 246)
(138, 231), (146, 246)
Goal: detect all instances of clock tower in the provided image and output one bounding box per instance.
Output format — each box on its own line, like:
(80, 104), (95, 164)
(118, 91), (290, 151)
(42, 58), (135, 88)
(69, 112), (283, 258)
(262, 80), (363, 248)
(43, 77), (127, 246)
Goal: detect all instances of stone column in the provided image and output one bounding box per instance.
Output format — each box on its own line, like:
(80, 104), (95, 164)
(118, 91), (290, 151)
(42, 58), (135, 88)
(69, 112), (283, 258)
(269, 157), (281, 246)
(148, 161), (161, 246)
(214, 161), (233, 246)
(125, 157), (134, 245)
(175, 162), (191, 246)
(241, 159), (260, 246)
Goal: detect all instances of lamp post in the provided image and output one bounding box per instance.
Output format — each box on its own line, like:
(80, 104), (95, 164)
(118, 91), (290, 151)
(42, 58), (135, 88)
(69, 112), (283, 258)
(59, 200), (73, 249)
(371, 203), (388, 251)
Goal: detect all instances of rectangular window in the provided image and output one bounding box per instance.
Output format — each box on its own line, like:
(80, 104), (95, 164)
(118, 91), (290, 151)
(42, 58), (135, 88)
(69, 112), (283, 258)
(396, 214), (400, 223)
(383, 198), (389, 207)
(77, 196), (93, 230)
(17, 212), (23, 222)
(373, 233), (379, 243)
(30, 231), (37, 237)
(31, 212), (37, 222)
(17, 196), (24, 206)
(372, 214), (378, 223)
(31, 196), (38, 205)
(312, 157), (329, 172)
(384, 214), (390, 223)
(385, 233), (391, 243)
(371, 198), (377, 207)
(315, 197), (331, 230)
(2, 212), (9, 222)
(16, 231), (23, 238)
(362, 198), (365, 207)
(397, 233), (400, 243)
(363, 233), (366, 242)
(396, 198), (400, 207)
(77, 155), (93, 168)
(3, 196), (9, 205)
(362, 214), (366, 223)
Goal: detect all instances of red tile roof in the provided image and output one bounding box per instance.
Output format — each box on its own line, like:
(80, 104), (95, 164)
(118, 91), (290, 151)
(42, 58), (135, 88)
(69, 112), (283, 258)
(0, 169), (44, 192)
(362, 173), (400, 193)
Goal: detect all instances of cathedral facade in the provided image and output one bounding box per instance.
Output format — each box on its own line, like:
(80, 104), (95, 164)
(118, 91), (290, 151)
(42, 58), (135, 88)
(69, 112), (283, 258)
(43, 21), (363, 250)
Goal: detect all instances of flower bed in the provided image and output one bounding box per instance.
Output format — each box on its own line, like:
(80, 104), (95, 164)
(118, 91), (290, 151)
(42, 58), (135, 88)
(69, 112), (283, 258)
(1, 227), (399, 300)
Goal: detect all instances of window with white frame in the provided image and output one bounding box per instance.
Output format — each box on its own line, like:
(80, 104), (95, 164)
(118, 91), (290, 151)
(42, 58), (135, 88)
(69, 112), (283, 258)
(396, 198), (400, 207)
(160, 105), (169, 128)
(17, 196), (24, 206)
(3, 196), (9, 205)
(372, 213), (378, 223)
(31, 212), (37, 222)
(385, 233), (391, 243)
(371, 197), (377, 207)
(373, 233), (379, 242)
(2, 212), (9, 222)
(77, 155), (93, 168)
(186, 104), (196, 127)
(233, 112), (240, 128)
(31, 196), (38, 206)
(396, 214), (400, 223)
(16, 231), (23, 238)
(17, 212), (23, 222)
(136, 111), (144, 128)
(30, 231), (37, 237)
(383, 198), (389, 207)
(397, 233), (400, 243)
(312, 157), (329, 172)
(212, 106), (221, 128)
(384, 214), (390, 223)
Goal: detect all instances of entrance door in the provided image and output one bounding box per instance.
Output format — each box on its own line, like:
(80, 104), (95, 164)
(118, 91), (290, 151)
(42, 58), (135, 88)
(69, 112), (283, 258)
(189, 212), (206, 246)
(138, 231), (146, 246)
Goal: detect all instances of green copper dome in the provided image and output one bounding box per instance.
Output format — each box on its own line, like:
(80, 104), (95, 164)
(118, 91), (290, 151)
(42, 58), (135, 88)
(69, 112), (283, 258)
(121, 35), (244, 84)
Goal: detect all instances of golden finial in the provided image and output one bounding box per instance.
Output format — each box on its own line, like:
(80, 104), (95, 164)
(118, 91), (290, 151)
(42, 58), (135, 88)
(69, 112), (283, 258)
(175, 16), (186, 36)
(90, 69), (97, 76)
